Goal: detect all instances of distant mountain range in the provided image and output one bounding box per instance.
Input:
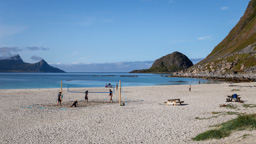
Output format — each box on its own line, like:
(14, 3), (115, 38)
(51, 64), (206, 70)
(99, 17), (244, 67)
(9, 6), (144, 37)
(131, 51), (193, 73)
(0, 55), (65, 73)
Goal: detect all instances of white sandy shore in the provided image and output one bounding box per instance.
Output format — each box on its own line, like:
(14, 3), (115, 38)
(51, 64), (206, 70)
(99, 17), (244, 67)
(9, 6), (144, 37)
(1, 83), (256, 144)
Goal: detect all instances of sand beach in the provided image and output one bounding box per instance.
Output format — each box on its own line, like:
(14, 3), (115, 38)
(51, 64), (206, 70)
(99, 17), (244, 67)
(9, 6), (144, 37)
(1, 83), (256, 144)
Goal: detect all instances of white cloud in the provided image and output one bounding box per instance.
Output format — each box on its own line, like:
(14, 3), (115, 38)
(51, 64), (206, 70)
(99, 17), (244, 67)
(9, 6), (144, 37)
(31, 55), (43, 61)
(26, 46), (49, 51)
(221, 6), (229, 10)
(0, 46), (22, 58)
(0, 45), (50, 59)
(197, 36), (211, 40)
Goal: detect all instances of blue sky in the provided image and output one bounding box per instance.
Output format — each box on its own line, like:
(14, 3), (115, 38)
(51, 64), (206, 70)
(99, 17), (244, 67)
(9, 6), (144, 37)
(0, 0), (251, 72)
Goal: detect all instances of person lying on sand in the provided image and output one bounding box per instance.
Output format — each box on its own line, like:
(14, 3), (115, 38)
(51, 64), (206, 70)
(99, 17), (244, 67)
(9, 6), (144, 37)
(70, 100), (78, 107)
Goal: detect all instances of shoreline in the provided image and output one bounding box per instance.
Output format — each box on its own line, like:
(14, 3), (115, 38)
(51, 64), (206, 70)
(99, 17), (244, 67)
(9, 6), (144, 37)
(1, 83), (256, 143)
(168, 75), (255, 82)
(169, 73), (256, 82)
(131, 71), (256, 82)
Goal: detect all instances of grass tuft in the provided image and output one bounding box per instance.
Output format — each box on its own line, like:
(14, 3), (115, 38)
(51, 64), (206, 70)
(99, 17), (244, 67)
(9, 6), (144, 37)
(225, 104), (237, 109)
(226, 111), (240, 115)
(195, 116), (218, 120)
(193, 129), (229, 141)
(232, 89), (240, 91)
(241, 134), (252, 139)
(220, 114), (256, 132)
(243, 104), (256, 108)
(212, 111), (221, 114)
(193, 114), (256, 141)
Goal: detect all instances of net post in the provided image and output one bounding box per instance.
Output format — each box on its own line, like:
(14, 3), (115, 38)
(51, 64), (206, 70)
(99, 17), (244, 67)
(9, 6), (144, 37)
(119, 80), (121, 106)
(60, 81), (62, 93)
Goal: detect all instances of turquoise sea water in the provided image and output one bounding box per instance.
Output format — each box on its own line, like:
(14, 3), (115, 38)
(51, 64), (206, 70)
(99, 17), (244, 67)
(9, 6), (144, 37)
(0, 72), (216, 89)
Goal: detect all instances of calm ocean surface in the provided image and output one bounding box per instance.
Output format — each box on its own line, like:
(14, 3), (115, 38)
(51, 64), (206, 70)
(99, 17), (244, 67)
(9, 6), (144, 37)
(0, 72), (216, 89)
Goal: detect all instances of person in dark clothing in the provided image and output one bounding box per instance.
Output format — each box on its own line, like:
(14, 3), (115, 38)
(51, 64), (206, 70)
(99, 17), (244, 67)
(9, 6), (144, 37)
(109, 89), (113, 103)
(70, 100), (78, 107)
(84, 90), (88, 103)
(57, 92), (62, 106)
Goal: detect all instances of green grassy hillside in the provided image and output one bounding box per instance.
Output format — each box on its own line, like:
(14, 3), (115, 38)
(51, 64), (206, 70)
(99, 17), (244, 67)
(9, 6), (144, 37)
(193, 0), (256, 74)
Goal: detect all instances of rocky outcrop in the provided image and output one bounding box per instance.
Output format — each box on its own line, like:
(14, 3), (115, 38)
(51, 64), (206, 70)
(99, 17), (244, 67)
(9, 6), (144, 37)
(131, 51), (193, 73)
(0, 55), (65, 73)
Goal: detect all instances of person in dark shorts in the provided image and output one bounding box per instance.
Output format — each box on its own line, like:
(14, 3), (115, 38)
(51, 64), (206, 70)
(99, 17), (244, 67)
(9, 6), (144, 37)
(57, 92), (62, 106)
(84, 90), (88, 103)
(70, 100), (78, 107)
(109, 89), (113, 103)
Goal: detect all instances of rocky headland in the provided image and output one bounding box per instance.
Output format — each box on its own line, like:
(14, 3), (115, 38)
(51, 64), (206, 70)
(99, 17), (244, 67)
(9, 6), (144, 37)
(173, 0), (256, 82)
(131, 51), (193, 73)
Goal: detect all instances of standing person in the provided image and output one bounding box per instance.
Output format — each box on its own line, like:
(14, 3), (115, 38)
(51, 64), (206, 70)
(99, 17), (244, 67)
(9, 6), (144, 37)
(84, 90), (88, 103)
(57, 92), (62, 106)
(116, 83), (118, 91)
(109, 89), (113, 103)
(189, 85), (191, 92)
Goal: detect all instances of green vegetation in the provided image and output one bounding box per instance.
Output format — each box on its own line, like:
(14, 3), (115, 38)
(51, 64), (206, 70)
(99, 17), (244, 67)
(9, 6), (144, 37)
(231, 30), (256, 55)
(193, 129), (229, 141)
(225, 104), (237, 109)
(219, 53), (256, 72)
(196, 111), (240, 121)
(195, 116), (218, 120)
(243, 104), (256, 108)
(241, 134), (252, 139)
(193, 114), (256, 141)
(149, 67), (168, 72)
(232, 89), (240, 92)
(197, 0), (256, 73)
(211, 35), (256, 72)
(212, 111), (221, 114)
(226, 111), (240, 115)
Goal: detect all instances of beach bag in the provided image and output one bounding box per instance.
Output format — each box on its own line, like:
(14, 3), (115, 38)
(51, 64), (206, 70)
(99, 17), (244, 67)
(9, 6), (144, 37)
(232, 94), (237, 98)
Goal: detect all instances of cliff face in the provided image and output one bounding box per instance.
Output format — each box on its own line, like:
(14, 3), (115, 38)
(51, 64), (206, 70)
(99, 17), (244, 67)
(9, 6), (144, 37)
(131, 51), (193, 73)
(178, 0), (256, 79)
(0, 55), (65, 73)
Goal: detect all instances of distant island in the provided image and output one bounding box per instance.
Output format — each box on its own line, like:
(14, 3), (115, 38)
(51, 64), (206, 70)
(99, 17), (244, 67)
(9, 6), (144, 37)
(0, 55), (65, 73)
(130, 51), (193, 73)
